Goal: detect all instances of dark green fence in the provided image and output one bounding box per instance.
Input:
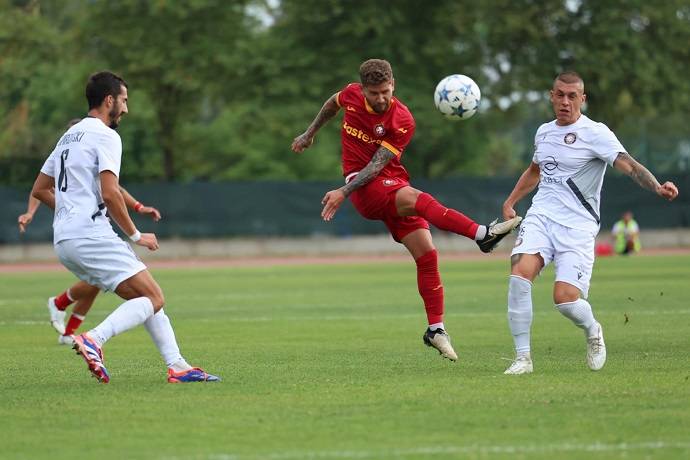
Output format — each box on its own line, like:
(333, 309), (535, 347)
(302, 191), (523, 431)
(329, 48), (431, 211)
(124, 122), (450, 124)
(3, 174), (689, 244)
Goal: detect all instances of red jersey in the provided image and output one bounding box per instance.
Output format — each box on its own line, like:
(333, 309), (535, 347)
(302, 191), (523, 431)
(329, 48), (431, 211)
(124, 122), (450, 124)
(336, 83), (415, 180)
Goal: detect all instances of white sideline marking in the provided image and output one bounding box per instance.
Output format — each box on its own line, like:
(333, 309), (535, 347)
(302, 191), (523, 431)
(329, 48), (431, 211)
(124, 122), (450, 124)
(2, 309), (690, 327)
(165, 441), (690, 460)
(0, 320), (44, 326)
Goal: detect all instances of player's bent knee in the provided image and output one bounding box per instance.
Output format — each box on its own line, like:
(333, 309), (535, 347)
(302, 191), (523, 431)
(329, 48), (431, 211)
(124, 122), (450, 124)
(553, 283), (581, 304)
(149, 293), (165, 312)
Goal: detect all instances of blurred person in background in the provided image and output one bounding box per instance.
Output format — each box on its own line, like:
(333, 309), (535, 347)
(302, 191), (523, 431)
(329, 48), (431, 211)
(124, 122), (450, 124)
(612, 211), (641, 255)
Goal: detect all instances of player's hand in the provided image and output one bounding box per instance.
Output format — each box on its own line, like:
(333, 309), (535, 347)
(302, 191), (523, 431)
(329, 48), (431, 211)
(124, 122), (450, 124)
(136, 233), (159, 251)
(657, 181), (679, 201)
(321, 189), (346, 221)
(502, 202), (517, 221)
(137, 205), (162, 222)
(17, 213), (34, 233)
(291, 132), (314, 153)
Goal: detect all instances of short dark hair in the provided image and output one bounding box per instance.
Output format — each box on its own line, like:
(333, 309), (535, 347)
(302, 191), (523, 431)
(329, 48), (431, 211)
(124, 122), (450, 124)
(555, 71), (584, 90)
(359, 59), (393, 86)
(85, 71), (128, 109)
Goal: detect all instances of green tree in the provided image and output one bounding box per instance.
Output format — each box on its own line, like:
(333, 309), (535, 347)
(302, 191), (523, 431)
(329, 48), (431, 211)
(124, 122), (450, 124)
(79, 0), (254, 181)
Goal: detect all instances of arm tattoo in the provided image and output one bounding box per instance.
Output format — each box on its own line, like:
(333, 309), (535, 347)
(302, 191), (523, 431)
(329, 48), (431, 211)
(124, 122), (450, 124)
(616, 153), (660, 193)
(341, 146), (396, 196)
(307, 96), (340, 137)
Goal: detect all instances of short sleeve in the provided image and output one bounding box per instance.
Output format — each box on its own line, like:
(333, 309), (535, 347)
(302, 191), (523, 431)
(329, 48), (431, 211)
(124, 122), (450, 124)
(336, 83), (358, 107)
(594, 124), (625, 166)
(532, 124), (547, 163)
(97, 132), (122, 177)
(381, 120), (415, 156)
(40, 151), (56, 177)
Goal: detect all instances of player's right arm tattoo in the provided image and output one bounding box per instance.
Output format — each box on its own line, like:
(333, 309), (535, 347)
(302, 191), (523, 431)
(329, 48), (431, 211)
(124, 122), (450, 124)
(615, 152), (661, 193)
(306, 95), (340, 137)
(341, 146), (396, 197)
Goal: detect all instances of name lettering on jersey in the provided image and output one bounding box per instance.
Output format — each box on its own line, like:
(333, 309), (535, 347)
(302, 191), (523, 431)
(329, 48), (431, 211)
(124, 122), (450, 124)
(541, 176), (563, 185)
(342, 121), (383, 146)
(57, 132), (85, 146)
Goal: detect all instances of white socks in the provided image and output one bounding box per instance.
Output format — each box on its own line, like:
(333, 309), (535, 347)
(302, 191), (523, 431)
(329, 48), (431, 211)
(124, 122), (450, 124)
(144, 309), (189, 369)
(474, 225), (488, 241)
(429, 322), (445, 331)
(508, 275), (533, 355)
(556, 298), (598, 337)
(89, 297), (154, 346)
(87, 299), (192, 372)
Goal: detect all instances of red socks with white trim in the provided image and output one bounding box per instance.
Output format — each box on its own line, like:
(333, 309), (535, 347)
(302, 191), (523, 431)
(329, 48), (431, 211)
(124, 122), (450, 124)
(53, 290), (74, 311)
(414, 193), (480, 240)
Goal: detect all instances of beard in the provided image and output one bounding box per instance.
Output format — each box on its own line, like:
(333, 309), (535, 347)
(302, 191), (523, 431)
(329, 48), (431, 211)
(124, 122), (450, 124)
(108, 104), (121, 129)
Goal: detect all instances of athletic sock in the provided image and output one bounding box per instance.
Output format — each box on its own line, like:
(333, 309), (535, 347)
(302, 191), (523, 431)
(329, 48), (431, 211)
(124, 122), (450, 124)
(416, 249), (444, 325)
(64, 313), (85, 336)
(508, 275), (533, 355)
(169, 359), (193, 373)
(89, 297), (154, 346)
(556, 298), (597, 336)
(144, 309), (185, 368)
(54, 290), (74, 311)
(428, 322), (445, 331)
(474, 225), (488, 241)
(414, 192), (479, 240)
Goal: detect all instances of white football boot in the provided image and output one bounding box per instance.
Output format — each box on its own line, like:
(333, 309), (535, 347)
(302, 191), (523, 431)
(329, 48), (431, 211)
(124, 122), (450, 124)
(477, 216), (523, 253)
(423, 328), (458, 361)
(47, 297), (66, 335)
(504, 353), (533, 375)
(58, 334), (75, 346)
(586, 323), (607, 371)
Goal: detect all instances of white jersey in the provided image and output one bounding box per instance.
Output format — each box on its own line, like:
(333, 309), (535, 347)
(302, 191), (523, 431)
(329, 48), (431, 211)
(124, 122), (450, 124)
(527, 114), (625, 234)
(40, 117), (122, 244)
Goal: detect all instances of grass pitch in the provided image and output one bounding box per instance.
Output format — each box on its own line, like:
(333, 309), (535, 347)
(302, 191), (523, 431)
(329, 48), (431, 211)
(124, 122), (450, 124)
(1, 254), (689, 459)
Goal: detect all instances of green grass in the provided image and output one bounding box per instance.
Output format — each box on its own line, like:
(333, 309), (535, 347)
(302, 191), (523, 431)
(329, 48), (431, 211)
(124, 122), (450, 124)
(1, 254), (689, 460)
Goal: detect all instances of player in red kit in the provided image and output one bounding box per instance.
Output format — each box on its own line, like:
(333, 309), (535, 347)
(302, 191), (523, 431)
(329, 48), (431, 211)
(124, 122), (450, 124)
(292, 59), (522, 361)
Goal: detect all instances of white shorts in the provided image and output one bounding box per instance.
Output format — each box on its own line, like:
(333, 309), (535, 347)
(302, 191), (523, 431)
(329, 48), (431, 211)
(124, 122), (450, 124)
(511, 213), (596, 298)
(55, 235), (147, 292)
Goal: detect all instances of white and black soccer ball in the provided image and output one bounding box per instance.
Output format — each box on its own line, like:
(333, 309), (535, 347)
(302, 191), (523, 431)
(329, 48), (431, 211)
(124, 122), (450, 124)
(434, 74), (481, 120)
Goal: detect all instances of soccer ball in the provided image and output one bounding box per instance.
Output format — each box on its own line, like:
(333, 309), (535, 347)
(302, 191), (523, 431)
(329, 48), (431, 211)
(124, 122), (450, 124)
(434, 74), (481, 120)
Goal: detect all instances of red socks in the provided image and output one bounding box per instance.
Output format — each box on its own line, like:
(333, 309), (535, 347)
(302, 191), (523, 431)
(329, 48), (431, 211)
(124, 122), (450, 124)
(64, 314), (85, 336)
(416, 250), (444, 324)
(54, 291), (74, 311)
(414, 192), (479, 239)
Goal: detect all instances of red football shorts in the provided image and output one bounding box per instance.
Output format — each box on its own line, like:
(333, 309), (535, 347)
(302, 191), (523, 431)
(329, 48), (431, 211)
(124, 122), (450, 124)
(349, 176), (429, 243)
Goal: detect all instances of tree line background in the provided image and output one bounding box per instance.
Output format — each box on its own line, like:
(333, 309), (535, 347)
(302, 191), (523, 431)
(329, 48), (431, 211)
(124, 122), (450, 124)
(1, 0), (689, 188)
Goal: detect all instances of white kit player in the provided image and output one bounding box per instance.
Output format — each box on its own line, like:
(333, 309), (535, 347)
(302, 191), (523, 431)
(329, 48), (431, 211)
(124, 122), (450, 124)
(31, 71), (219, 383)
(501, 71), (679, 374)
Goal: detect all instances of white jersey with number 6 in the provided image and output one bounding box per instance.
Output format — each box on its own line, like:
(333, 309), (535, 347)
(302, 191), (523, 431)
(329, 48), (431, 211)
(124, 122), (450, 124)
(528, 114), (626, 234)
(40, 117), (121, 244)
